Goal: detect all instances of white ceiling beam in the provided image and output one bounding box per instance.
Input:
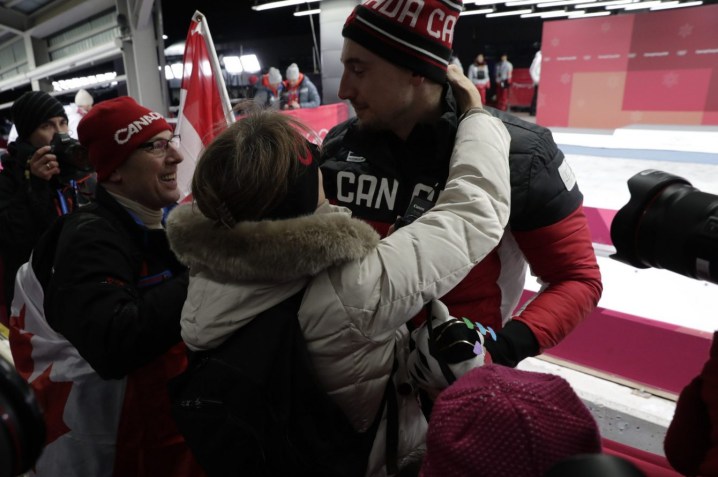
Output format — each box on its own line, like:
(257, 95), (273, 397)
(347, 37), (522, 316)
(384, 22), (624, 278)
(0, 5), (28, 34)
(28, 0), (115, 38)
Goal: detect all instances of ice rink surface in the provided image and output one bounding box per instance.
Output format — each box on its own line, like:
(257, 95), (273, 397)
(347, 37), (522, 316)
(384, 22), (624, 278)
(530, 120), (718, 333)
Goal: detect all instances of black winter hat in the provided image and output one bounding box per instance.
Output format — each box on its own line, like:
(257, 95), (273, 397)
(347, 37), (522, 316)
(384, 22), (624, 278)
(11, 91), (67, 141)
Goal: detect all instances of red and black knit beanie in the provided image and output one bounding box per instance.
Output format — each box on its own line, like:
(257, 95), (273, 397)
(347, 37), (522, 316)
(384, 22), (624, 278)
(11, 91), (68, 141)
(342, 0), (463, 84)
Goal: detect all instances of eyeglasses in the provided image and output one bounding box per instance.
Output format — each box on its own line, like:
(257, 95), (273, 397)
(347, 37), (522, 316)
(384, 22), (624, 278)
(138, 135), (181, 155)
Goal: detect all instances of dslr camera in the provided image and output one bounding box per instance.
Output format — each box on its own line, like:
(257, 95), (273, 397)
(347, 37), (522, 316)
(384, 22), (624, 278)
(610, 169), (718, 284)
(47, 133), (91, 182)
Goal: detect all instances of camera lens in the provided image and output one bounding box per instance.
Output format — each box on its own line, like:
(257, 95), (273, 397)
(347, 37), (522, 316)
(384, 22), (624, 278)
(610, 169), (718, 284)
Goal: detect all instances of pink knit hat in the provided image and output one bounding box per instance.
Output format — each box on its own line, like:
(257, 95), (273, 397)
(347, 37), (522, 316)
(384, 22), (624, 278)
(420, 365), (602, 477)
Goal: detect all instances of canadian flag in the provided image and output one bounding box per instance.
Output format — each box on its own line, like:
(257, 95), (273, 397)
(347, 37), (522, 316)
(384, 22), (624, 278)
(176, 11), (235, 200)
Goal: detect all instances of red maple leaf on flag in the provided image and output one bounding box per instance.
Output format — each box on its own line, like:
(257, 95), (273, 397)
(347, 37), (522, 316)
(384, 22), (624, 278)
(9, 305), (35, 381)
(9, 304), (74, 446)
(32, 364), (73, 446)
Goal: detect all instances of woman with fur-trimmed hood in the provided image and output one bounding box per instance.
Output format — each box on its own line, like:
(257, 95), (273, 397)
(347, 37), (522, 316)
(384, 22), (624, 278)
(166, 68), (511, 477)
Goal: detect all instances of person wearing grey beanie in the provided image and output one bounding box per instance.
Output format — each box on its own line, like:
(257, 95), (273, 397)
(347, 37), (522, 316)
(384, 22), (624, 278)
(282, 63), (320, 109)
(0, 90), (93, 320)
(255, 66), (285, 109)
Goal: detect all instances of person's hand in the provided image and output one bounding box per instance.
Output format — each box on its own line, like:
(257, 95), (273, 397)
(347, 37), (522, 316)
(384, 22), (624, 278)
(447, 64), (483, 116)
(289, 100), (300, 109)
(27, 146), (60, 181)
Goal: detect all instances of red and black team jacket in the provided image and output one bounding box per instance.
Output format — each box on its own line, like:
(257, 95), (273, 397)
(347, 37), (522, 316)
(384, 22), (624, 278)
(320, 90), (602, 367)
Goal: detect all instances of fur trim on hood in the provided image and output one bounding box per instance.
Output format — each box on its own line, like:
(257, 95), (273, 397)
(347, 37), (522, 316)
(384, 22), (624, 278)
(166, 202), (381, 283)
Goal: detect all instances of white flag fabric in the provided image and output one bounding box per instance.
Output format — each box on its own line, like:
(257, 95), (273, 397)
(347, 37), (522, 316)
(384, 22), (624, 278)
(175, 11), (234, 200)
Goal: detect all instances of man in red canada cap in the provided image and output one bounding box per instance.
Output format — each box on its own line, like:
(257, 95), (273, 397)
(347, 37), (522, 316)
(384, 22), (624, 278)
(9, 96), (204, 477)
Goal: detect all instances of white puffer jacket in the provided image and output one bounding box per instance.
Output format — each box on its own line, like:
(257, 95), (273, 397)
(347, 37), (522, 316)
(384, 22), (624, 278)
(166, 111), (511, 476)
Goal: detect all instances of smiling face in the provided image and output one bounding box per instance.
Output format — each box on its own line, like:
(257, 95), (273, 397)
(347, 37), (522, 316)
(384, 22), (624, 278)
(107, 131), (183, 210)
(338, 39), (421, 138)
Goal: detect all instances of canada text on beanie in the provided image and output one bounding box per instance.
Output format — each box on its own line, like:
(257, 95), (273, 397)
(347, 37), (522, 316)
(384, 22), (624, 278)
(420, 365), (602, 477)
(11, 91), (68, 141)
(77, 96), (171, 182)
(342, 0), (463, 84)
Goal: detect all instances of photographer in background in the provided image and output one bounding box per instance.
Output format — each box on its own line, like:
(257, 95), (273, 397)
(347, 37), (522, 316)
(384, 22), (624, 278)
(0, 91), (94, 324)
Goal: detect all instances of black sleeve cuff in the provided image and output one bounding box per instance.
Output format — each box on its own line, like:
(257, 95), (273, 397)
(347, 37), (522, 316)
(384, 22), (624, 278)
(484, 320), (540, 367)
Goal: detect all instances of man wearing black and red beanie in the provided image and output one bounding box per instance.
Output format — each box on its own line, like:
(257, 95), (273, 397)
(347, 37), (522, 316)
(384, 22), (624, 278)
(321, 0), (602, 377)
(9, 96), (204, 477)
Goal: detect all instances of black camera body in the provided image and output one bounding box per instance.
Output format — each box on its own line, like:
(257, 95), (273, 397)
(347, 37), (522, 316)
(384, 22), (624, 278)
(48, 133), (91, 182)
(610, 169), (718, 284)
(394, 194), (435, 230)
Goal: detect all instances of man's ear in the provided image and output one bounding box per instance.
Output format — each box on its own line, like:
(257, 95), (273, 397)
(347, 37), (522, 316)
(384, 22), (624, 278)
(409, 72), (425, 86)
(107, 170), (122, 183)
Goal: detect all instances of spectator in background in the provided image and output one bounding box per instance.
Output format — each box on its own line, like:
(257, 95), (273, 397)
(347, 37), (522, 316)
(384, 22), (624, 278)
(0, 91), (93, 324)
(468, 53), (490, 105)
(254, 67), (284, 109)
(283, 63), (320, 109)
(449, 53), (463, 72)
(420, 365), (602, 477)
(67, 88), (94, 135)
(529, 48), (542, 117)
(9, 96), (204, 477)
(246, 74), (259, 99)
(322, 0), (602, 383)
(495, 53), (513, 111)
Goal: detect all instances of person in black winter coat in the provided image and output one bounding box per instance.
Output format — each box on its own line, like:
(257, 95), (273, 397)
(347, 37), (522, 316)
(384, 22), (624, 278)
(8, 96), (203, 477)
(0, 91), (93, 322)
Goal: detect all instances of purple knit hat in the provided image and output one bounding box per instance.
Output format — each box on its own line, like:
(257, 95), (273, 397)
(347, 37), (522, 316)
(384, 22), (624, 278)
(420, 365), (602, 477)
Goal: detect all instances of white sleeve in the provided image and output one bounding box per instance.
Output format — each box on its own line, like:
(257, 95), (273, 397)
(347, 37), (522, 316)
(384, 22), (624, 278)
(305, 112), (511, 338)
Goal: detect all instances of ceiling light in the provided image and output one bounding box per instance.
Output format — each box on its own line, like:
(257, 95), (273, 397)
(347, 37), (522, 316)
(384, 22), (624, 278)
(569, 10), (612, 15)
(606, 0), (661, 8)
(486, 8), (534, 16)
(522, 8), (576, 16)
(650, 0), (702, 9)
(505, 0), (561, 6)
(240, 54), (261, 73)
(252, 0), (320, 11)
(575, 0), (634, 8)
(294, 8), (320, 16)
(461, 7), (495, 14)
(170, 63), (183, 79)
(223, 56), (243, 74)
(538, 0), (594, 6)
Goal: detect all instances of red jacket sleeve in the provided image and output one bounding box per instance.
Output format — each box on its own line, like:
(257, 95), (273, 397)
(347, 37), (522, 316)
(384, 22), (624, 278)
(511, 204), (602, 350)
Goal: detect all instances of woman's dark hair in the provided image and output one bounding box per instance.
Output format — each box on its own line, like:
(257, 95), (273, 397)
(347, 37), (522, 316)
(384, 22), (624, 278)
(191, 109), (317, 225)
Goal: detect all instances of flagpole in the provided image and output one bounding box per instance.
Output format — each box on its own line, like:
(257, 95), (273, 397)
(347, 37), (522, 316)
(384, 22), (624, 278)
(192, 11), (235, 126)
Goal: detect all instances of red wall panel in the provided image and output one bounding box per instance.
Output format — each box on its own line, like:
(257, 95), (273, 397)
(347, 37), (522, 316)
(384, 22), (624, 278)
(539, 4), (718, 128)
